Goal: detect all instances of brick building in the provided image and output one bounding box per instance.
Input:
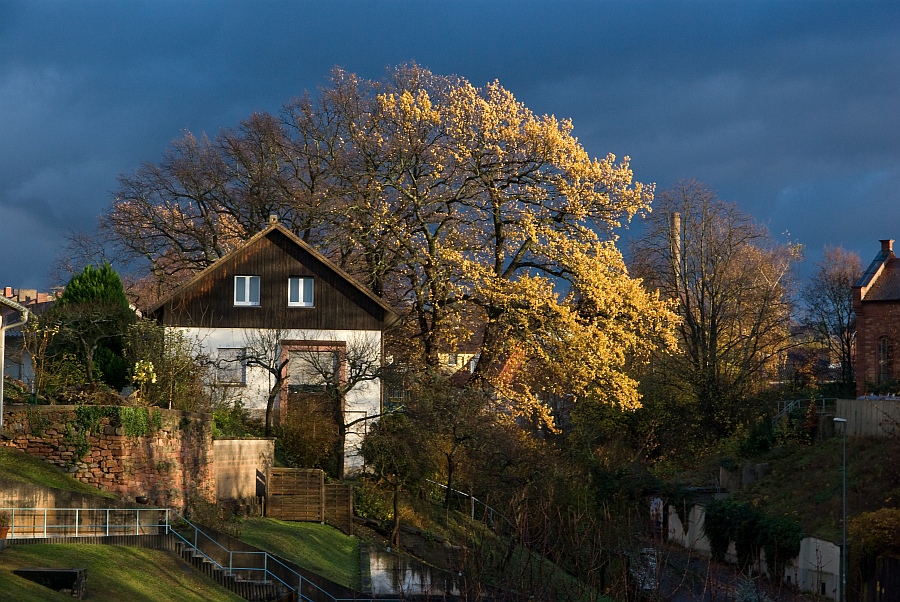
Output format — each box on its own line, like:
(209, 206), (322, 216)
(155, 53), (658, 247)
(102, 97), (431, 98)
(853, 239), (900, 397)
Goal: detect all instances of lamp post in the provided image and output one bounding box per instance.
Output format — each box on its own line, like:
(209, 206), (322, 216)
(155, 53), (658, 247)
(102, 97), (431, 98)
(834, 417), (847, 602)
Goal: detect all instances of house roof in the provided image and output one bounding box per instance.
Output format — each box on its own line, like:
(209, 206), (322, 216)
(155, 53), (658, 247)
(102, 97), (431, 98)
(148, 217), (400, 327)
(0, 295), (29, 317)
(856, 239), (900, 302)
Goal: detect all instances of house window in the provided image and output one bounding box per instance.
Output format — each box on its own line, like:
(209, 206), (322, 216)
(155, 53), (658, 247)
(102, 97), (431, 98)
(217, 348), (246, 385)
(877, 336), (893, 384)
(288, 277), (314, 307)
(234, 275), (260, 306)
(446, 353), (458, 367)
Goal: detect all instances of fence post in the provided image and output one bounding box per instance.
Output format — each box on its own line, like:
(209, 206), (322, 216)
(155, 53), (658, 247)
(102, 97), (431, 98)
(106, 509), (110, 537)
(43, 508), (47, 538)
(75, 509), (79, 537)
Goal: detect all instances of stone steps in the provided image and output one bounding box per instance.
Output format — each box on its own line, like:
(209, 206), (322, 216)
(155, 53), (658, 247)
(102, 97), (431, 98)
(176, 542), (292, 602)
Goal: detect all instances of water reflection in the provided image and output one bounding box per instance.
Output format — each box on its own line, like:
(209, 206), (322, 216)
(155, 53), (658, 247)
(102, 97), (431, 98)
(368, 548), (462, 598)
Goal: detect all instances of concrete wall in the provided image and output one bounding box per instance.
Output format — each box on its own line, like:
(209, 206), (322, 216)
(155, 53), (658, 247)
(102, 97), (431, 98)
(783, 537), (840, 600)
(668, 504), (839, 600)
(836, 398), (900, 437)
(1, 405), (215, 508)
(0, 478), (119, 510)
(212, 438), (274, 503)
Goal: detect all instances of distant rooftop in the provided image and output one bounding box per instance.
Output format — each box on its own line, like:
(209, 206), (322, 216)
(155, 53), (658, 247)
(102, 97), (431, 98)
(1, 286), (61, 307)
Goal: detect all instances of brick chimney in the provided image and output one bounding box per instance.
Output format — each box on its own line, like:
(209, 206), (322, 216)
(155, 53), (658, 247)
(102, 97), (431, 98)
(881, 239), (894, 254)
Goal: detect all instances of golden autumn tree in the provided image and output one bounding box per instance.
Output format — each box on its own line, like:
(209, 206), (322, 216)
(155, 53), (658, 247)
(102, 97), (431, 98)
(99, 63), (676, 424)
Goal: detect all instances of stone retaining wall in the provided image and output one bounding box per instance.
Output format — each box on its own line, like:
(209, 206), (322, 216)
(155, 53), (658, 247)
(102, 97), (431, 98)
(1, 405), (215, 508)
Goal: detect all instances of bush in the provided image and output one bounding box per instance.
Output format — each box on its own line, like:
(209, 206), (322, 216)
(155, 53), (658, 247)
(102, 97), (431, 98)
(211, 402), (255, 437)
(353, 477), (392, 522)
(759, 515), (803, 579)
(850, 508), (900, 566)
(702, 499), (760, 567)
(703, 499), (803, 577)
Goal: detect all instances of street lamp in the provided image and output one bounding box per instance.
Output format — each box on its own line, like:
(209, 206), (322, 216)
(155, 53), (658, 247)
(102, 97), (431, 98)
(834, 417), (847, 602)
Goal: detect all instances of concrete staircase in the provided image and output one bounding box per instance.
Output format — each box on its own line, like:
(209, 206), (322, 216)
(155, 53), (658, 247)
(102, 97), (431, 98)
(176, 541), (293, 602)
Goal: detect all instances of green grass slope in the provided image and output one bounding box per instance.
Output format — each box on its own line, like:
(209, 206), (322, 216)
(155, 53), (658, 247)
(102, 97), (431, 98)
(0, 544), (243, 602)
(239, 518), (360, 590)
(729, 436), (900, 540)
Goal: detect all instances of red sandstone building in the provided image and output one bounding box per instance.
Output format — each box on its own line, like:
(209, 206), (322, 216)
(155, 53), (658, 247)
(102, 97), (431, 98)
(853, 239), (900, 397)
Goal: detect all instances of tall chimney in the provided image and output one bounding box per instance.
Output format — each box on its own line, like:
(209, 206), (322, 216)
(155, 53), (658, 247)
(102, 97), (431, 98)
(881, 239), (894, 253)
(670, 212), (683, 288)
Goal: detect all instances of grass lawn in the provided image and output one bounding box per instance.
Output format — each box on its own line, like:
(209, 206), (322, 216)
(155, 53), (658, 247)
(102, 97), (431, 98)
(239, 518), (360, 590)
(737, 436), (900, 540)
(0, 447), (114, 499)
(0, 544), (244, 602)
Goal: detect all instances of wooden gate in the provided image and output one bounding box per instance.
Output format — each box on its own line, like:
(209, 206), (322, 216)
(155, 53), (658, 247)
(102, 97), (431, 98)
(265, 468), (353, 534)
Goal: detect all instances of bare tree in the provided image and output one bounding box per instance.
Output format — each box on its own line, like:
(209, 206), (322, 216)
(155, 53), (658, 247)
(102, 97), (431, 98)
(237, 328), (289, 436)
(631, 180), (801, 438)
(286, 332), (385, 479)
(802, 245), (860, 394)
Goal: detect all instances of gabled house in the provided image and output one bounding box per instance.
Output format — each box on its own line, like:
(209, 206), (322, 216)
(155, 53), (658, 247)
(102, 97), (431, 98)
(149, 215), (399, 476)
(853, 239), (900, 397)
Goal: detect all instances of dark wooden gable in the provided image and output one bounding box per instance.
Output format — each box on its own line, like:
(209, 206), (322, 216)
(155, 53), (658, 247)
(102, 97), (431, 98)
(150, 226), (396, 331)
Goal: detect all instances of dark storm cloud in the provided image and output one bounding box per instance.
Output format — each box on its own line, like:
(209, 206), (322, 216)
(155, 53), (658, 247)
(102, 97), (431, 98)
(1, 1), (898, 288)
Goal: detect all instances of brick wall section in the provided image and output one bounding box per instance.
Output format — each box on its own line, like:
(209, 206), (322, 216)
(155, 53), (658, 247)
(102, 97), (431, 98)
(854, 301), (900, 396)
(1, 406), (215, 508)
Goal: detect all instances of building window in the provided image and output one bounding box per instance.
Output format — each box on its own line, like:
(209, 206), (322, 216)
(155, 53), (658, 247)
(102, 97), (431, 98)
(878, 336), (893, 384)
(217, 348), (246, 385)
(234, 275), (260, 306)
(288, 277), (314, 307)
(446, 353), (458, 367)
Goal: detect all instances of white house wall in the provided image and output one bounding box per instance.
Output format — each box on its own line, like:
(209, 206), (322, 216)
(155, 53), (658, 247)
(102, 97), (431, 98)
(173, 327), (383, 475)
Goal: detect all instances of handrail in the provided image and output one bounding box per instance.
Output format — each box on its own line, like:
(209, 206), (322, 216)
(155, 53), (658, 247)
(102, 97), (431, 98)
(772, 397), (836, 425)
(0, 507), (168, 539)
(1, 507), (402, 601)
(170, 512), (363, 601)
(424, 478), (515, 531)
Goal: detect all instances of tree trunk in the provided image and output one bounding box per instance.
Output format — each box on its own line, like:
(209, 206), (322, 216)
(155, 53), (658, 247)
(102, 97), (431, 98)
(391, 481), (401, 548)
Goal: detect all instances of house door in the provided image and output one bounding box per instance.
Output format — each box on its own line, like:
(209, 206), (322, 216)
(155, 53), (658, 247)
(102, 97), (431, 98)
(283, 350), (341, 472)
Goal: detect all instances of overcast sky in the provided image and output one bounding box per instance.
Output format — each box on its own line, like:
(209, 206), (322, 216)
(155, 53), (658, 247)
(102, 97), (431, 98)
(1, 1), (898, 291)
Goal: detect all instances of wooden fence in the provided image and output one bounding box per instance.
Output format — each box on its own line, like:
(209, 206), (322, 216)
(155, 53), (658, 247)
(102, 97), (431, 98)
(265, 468), (353, 534)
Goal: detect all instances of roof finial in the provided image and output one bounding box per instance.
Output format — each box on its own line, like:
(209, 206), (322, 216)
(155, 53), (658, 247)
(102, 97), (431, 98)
(268, 214), (279, 226)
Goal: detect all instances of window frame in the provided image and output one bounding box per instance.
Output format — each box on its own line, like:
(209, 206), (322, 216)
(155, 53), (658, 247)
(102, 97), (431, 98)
(216, 347), (247, 386)
(234, 275), (261, 307)
(287, 276), (315, 308)
(878, 335), (894, 384)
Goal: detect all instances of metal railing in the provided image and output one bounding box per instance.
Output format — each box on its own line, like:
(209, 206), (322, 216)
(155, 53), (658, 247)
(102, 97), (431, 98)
(424, 478), (514, 531)
(773, 397), (836, 425)
(169, 513), (397, 602)
(1, 507), (168, 539)
(0, 507), (400, 601)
